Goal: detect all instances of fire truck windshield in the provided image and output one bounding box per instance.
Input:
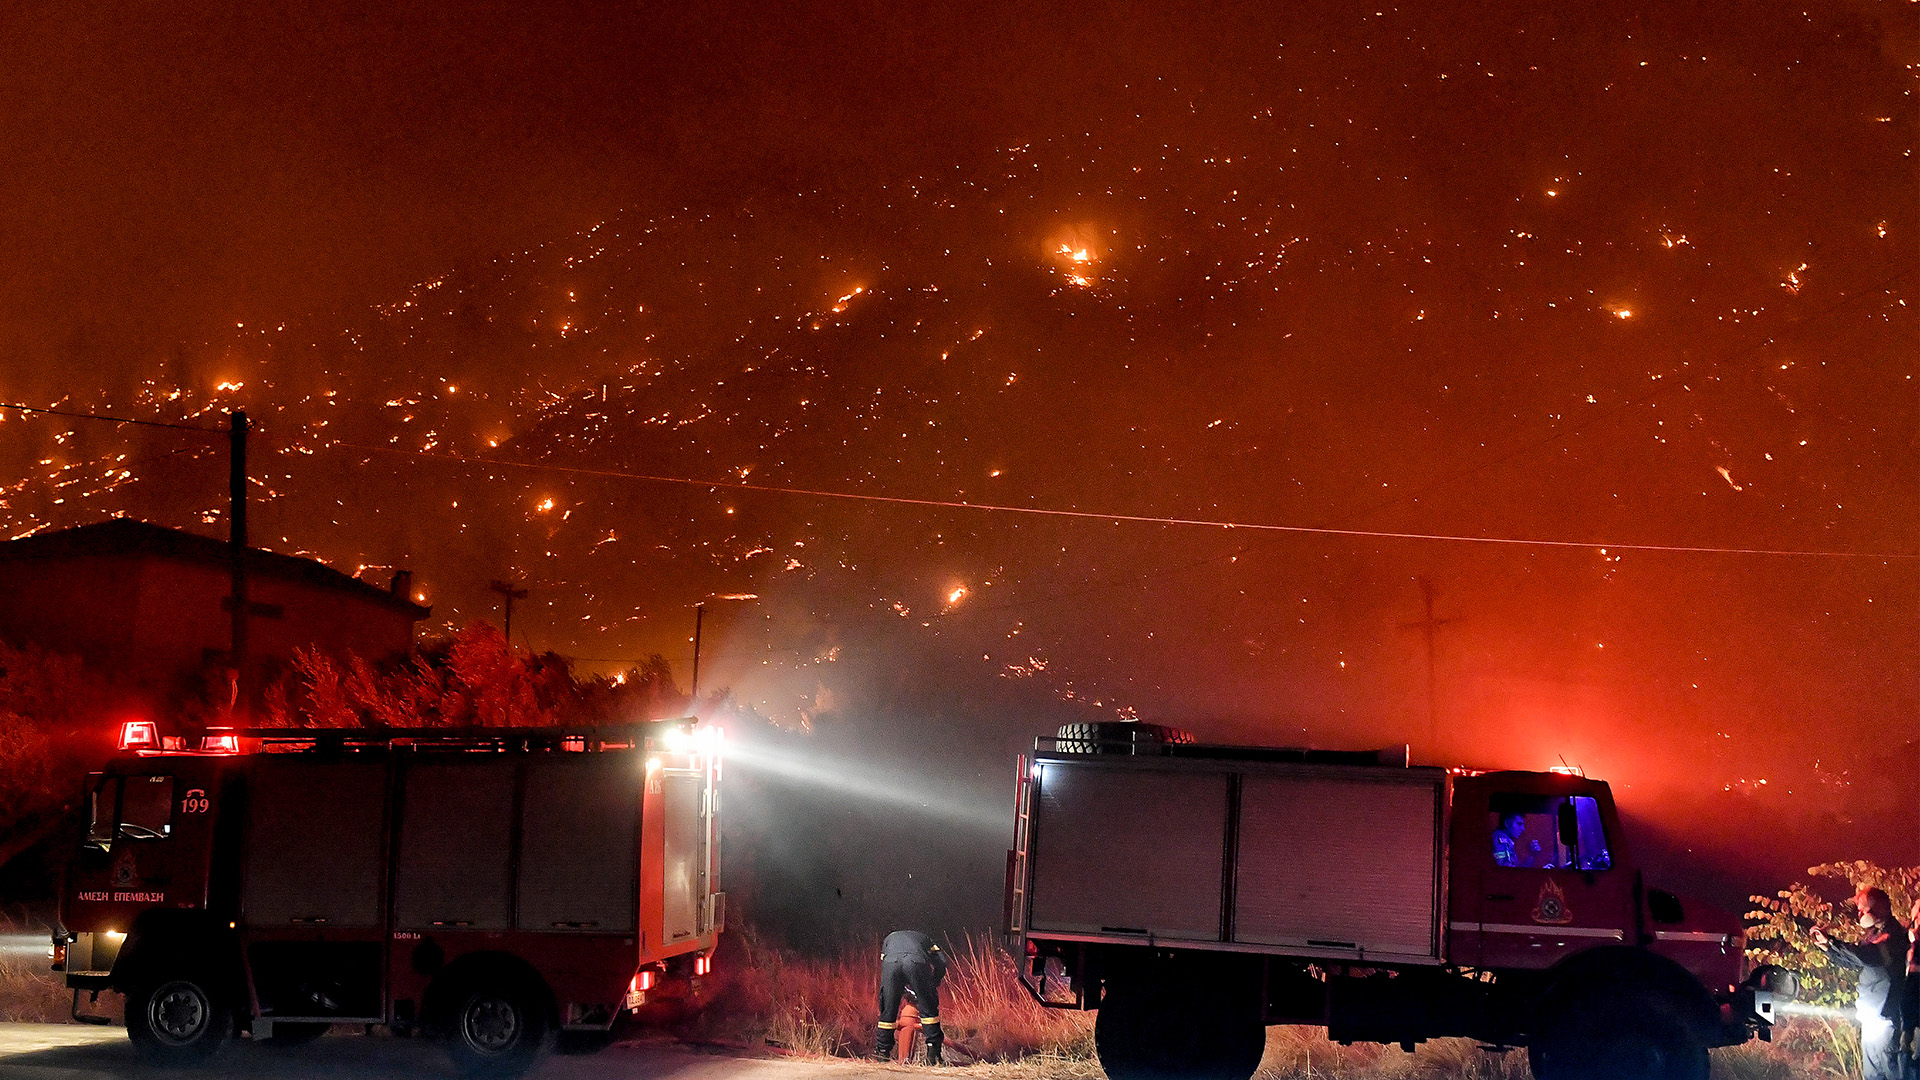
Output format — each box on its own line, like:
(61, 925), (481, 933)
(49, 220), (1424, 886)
(89, 775), (176, 844)
(1488, 794), (1610, 872)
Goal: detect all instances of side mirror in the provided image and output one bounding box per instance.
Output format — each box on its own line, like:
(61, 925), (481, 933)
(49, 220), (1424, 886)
(1556, 802), (1579, 850)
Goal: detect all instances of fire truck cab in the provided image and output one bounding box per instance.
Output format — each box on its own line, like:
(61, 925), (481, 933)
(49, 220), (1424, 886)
(54, 719), (724, 1077)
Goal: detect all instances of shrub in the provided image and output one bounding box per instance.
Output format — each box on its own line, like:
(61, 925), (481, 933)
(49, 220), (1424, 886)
(1747, 860), (1920, 1008)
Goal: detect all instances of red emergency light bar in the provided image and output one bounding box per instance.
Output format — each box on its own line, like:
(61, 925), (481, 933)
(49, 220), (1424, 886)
(694, 954), (713, 976)
(201, 732), (240, 754)
(118, 720), (159, 752)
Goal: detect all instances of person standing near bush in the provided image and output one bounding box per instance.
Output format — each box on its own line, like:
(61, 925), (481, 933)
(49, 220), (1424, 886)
(1812, 887), (1907, 1080)
(875, 930), (948, 1065)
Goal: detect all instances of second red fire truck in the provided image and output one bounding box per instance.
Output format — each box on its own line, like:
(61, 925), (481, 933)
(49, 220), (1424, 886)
(53, 718), (724, 1076)
(1006, 722), (1795, 1080)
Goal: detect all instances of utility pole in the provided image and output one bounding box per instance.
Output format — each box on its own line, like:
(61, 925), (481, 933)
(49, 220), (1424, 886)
(489, 579), (528, 645)
(689, 603), (705, 706)
(227, 410), (249, 717)
(1400, 576), (1458, 755)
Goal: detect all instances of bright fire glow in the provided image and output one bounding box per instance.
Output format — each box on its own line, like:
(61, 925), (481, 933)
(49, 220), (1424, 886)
(1047, 228), (1105, 288)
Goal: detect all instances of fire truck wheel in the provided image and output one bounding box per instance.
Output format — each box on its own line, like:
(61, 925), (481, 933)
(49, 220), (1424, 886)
(444, 979), (556, 1078)
(1528, 993), (1707, 1080)
(126, 972), (235, 1065)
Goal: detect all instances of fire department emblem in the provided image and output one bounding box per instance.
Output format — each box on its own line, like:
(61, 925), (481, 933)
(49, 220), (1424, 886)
(1532, 878), (1573, 925)
(112, 847), (137, 887)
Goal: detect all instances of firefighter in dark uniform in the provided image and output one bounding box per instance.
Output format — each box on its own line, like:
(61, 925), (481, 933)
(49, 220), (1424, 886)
(1813, 887), (1908, 1080)
(875, 930), (947, 1064)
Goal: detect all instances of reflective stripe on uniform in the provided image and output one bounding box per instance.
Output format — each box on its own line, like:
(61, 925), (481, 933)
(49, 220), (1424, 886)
(919, 1016), (940, 1024)
(877, 1022), (896, 1029)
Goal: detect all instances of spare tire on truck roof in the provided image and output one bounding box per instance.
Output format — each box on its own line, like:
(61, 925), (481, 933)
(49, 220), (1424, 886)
(1054, 721), (1194, 754)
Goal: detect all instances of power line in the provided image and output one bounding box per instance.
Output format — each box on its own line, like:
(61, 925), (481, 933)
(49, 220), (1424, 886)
(0, 402), (224, 434)
(332, 440), (1919, 560)
(1320, 263), (1920, 531)
(977, 261), (1920, 603)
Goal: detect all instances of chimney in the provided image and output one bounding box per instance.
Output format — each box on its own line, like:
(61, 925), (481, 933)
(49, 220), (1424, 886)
(389, 569), (414, 599)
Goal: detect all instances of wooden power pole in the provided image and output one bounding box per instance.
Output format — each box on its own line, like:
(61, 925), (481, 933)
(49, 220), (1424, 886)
(689, 603), (706, 703)
(1400, 576), (1458, 755)
(489, 579), (528, 645)
(227, 410), (249, 715)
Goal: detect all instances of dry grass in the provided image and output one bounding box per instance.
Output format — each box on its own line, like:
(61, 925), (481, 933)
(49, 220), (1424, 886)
(681, 930), (1091, 1063)
(0, 919), (67, 1023)
(1708, 1016), (1859, 1080)
(0, 955), (67, 1023)
(937, 935), (1096, 1063)
(1251, 1029), (1530, 1080)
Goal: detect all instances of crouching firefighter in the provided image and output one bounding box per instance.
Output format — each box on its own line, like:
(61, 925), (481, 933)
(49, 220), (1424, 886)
(876, 929), (948, 1064)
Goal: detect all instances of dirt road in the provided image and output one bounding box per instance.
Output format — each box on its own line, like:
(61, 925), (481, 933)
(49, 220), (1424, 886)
(0, 1023), (886, 1080)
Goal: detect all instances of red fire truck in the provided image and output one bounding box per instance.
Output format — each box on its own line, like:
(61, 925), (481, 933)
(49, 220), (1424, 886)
(1005, 723), (1795, 1080)
(52, 718), (724, 1076)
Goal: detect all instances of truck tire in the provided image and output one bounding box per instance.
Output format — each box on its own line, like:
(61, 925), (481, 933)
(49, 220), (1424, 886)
(1096, 961), (1264, 1080)
(1056, 722), (1195, 754)
(1528, 993), (1707, 1080)
(126, 970), (235, 1065)
(443, 977), (556, 1079)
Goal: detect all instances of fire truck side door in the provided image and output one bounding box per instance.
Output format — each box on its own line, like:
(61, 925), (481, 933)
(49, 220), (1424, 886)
(1472, 788), (1632, 969)
(661, 770), (704, 944)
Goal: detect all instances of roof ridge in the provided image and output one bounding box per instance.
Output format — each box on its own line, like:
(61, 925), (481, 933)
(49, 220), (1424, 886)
(0, 518), (430, 619)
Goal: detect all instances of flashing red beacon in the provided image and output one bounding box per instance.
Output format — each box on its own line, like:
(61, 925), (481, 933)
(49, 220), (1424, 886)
(117, 720), (159, 752)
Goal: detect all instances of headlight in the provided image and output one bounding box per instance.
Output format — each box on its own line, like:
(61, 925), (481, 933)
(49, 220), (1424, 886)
(1748, 964), (1800, 1003)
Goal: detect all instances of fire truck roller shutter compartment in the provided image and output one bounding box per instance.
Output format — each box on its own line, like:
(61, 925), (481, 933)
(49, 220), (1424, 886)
(243, 759), (389, 927)
(1029, 764), (1229, 940)
(516, 754), (640, 932)
(396, 761), (515, 930)
(1233, 772), (1444, 962)
(662, 770), (705, 944)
